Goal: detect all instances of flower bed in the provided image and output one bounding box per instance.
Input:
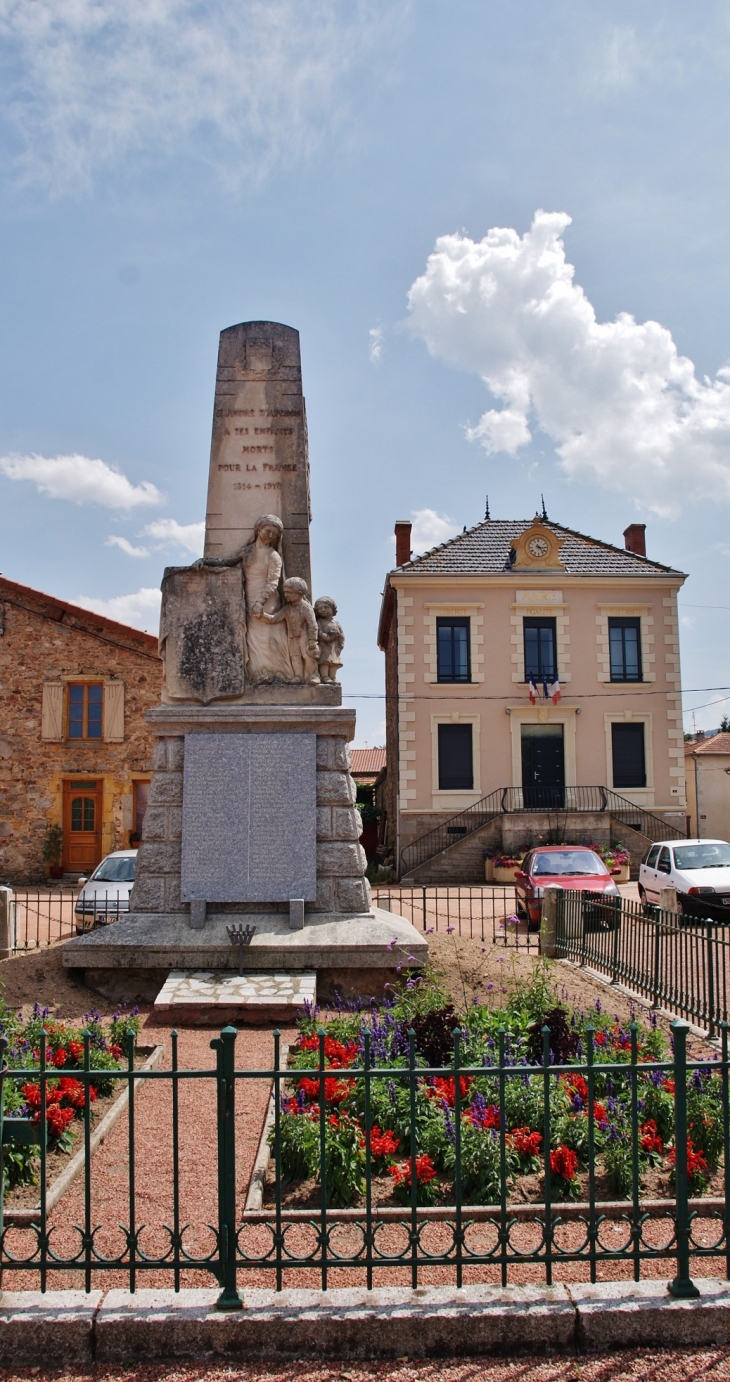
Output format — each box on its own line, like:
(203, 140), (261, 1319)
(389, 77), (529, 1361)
(1, 1003), (142, 1202)
(266, 967), (724, 1210)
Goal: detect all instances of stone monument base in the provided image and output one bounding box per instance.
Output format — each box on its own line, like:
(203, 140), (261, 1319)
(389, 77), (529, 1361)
(62, 907), (428, 1007)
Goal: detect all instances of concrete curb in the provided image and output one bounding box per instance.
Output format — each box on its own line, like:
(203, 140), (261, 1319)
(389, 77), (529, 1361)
(1, 1280), (730, 1363)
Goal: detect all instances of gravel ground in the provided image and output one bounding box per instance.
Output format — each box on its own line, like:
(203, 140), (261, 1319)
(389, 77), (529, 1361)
(3, 1346), (730, 1381)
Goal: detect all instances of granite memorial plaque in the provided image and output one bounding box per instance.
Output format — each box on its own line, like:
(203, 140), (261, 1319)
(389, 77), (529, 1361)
(203, 321), (312, 589)
(181, 731), (317, 902)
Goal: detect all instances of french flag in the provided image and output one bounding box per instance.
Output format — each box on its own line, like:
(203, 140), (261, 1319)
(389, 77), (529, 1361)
(528, 680), (537, 705)
(549, 679), (561, 704)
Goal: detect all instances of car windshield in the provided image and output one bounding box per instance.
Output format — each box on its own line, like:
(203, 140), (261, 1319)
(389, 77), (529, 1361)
(91, 857), (136, 883)
(531, 850), (607, 877)
(673, 843), (730, 870)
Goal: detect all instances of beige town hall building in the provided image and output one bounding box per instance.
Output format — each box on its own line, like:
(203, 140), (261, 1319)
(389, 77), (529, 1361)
(378, 512), (688, 881)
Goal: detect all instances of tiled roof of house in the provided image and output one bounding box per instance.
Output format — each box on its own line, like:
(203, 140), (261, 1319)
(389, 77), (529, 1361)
(394, 519), (685, 578)
(350, 747), (387, 777)
(685, 732), (730, 755)
(0, 574), (160, 657)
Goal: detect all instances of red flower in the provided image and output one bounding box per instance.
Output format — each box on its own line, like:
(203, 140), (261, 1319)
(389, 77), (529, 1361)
(67, 1040), (84, 1061)
(640, 1119), (663, 1156)
(52, 1049), (68, 1068)
(550, 1145), (579, 1181)
(592, 1102), (608, 1124)
(369, 1126), (399, 1159)
(297, 1075), (353, 1105)
(663, 1079), (676, 1095)
(389, 1154), (437, 1188)
(669, 1139), (707, 1177)
(510, 1127), (542, 1157)
(46, 1105), (74, 1137)
(427, 1076), (472, 1108)
(595, 1032), (606, 1046)
(564, 1074), (589, 1100)
(110, 1044), (123, 1061)
(296, 1034), (358, 1068)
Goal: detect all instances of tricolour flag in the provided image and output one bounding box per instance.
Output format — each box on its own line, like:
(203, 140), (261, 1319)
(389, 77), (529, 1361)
(549, 679), (561, 704)
(528, 680), (537, 705)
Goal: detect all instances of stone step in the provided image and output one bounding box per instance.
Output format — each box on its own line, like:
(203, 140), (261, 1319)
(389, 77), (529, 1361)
(153, 968), (316, 1025)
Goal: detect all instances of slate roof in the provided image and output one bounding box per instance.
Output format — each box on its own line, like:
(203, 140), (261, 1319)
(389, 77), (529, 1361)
(394, 519), (685, 579)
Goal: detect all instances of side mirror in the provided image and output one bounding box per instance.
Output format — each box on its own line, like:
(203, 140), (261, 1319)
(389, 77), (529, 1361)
(610, 867), (622, 876)
(77, 877), (88, 887)
(515, 870), (527, 882)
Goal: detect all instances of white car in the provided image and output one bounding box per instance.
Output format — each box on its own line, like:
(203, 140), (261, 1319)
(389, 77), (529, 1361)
(639, 838), (730, 921)
(74, 849), (138, 933)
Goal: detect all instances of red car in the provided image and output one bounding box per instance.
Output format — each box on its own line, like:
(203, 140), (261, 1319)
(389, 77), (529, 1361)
(514, 846), (621, 930)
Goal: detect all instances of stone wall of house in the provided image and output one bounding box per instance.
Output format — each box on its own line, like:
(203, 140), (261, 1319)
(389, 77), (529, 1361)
(0, 581), (161, 882)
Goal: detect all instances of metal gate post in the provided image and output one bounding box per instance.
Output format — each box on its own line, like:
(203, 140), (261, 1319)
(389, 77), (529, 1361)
(0, 889), (14, 961)
(212, 1026), (242, 1310)
(669, 1020), (700, 1298)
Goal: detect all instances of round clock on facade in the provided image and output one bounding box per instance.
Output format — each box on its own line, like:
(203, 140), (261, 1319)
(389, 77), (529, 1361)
(527, 536), (549, 558)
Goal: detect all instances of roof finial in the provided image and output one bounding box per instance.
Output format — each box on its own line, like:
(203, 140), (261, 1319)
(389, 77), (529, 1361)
(541, 493), (548, 521)
(484, 494), (490, 520)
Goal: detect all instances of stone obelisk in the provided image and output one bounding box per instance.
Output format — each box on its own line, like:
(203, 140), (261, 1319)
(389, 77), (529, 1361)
(204, 322), (312, 589)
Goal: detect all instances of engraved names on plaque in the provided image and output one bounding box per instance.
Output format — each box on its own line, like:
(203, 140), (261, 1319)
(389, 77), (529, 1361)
(181, 731), (317, 902)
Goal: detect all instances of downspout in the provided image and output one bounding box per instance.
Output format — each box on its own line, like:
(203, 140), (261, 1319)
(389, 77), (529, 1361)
(693, 752), (701, 838)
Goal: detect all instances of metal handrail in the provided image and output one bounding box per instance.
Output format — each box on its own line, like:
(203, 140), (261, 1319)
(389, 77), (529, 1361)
(399, 784), (686, 877)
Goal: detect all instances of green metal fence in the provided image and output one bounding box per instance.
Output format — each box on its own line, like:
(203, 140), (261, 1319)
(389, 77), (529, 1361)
(1, 1020), (729, 1304)
(555, 889), (730, 1036)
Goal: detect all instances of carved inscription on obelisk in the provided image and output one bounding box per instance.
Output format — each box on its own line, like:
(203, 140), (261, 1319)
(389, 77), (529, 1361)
(203, 321), (312, 590)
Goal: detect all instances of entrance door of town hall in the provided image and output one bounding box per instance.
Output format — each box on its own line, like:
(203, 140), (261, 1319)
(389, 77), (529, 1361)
(521, 725), (565, 809)
(63, 780), (103, 874)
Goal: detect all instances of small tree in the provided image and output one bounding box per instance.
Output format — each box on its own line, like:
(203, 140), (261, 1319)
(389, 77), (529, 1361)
(41, 824), (63, 867)
(720, 715), (730, 733)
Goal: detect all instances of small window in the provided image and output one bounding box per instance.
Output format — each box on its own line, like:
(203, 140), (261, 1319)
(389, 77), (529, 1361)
(609, 618), (642, 682)
(611, 722), (646, 789)
(645, 845), (660, 868)
(437, 723), (473, 790)
(523, 618), (557, 682)
(68, 683), (103, 740)
(436, 618), (471, 683)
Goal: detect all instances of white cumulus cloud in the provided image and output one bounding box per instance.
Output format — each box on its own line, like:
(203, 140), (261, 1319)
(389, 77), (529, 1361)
(0, 452), (163, 509)
(142, 517), (205, 555)
(0, 0), (405, 193)
(410, 508), (460, 554)
(74, 585), (161, 632)
(407, 211), (730, 517)
(106, 534), (150, 558)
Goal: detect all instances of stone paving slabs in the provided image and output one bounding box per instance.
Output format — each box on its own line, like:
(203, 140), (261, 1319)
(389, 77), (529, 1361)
(154, 968), (316, 1024)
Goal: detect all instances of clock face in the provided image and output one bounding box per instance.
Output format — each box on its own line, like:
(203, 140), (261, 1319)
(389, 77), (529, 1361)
(527, 536), (549, 558)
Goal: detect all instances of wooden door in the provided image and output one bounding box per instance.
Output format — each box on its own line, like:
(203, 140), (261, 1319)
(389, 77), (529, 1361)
(63, 780), (103, 874)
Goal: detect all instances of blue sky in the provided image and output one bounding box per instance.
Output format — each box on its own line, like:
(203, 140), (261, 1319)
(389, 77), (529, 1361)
(1, 1), (729, 743)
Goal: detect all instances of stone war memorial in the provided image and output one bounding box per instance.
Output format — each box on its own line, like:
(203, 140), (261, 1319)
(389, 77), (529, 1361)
(64, 321), (426, 1021)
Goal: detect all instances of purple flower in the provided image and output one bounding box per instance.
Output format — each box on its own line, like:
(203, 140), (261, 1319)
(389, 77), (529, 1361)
(425, 927), (435, 935)
(446, 926), (455, 935)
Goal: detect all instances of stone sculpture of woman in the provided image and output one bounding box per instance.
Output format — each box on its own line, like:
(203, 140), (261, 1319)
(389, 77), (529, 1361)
(193, 513), (294, 683)
(240, 514), (294, 682)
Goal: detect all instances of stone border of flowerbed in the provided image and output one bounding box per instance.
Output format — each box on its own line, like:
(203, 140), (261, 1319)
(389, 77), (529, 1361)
(4, 1044), (165, 1227)
(3, 1279), (730, 1365)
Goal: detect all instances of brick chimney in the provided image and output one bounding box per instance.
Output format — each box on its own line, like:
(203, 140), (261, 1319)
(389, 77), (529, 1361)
(394, 520), (412, 567)
(623, 523), (646, 558)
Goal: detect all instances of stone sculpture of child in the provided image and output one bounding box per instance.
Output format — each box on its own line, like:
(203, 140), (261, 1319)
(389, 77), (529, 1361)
(314, 596), (345, 684)
(257, 577), (320, 684)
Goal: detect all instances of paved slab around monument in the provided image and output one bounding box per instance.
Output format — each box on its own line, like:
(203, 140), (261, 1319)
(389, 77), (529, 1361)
(154, 968), (317, 1024)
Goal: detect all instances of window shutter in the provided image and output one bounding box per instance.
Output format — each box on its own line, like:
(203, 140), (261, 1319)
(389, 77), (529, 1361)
(611, 723), (646, 789)
(438, 723), (474, 790)
(41, 682), (63, 741)
(104, 681), (125, 742)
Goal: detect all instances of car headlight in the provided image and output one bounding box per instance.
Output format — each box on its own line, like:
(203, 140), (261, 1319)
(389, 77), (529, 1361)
(531, 886), (544, 899)
(603, 882), (620, 896)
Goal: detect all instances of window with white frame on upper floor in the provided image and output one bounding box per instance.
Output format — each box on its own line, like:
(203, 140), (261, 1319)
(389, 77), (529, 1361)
(437, 723), (473, 790)
(523, 618), (557, 682)
(436, 618), (471, 683)
(609, 617), (642, 682)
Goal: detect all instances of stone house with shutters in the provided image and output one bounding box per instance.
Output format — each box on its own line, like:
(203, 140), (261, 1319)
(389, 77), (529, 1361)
(0, 575), (161, 882)
(377, 511), (689, 881)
